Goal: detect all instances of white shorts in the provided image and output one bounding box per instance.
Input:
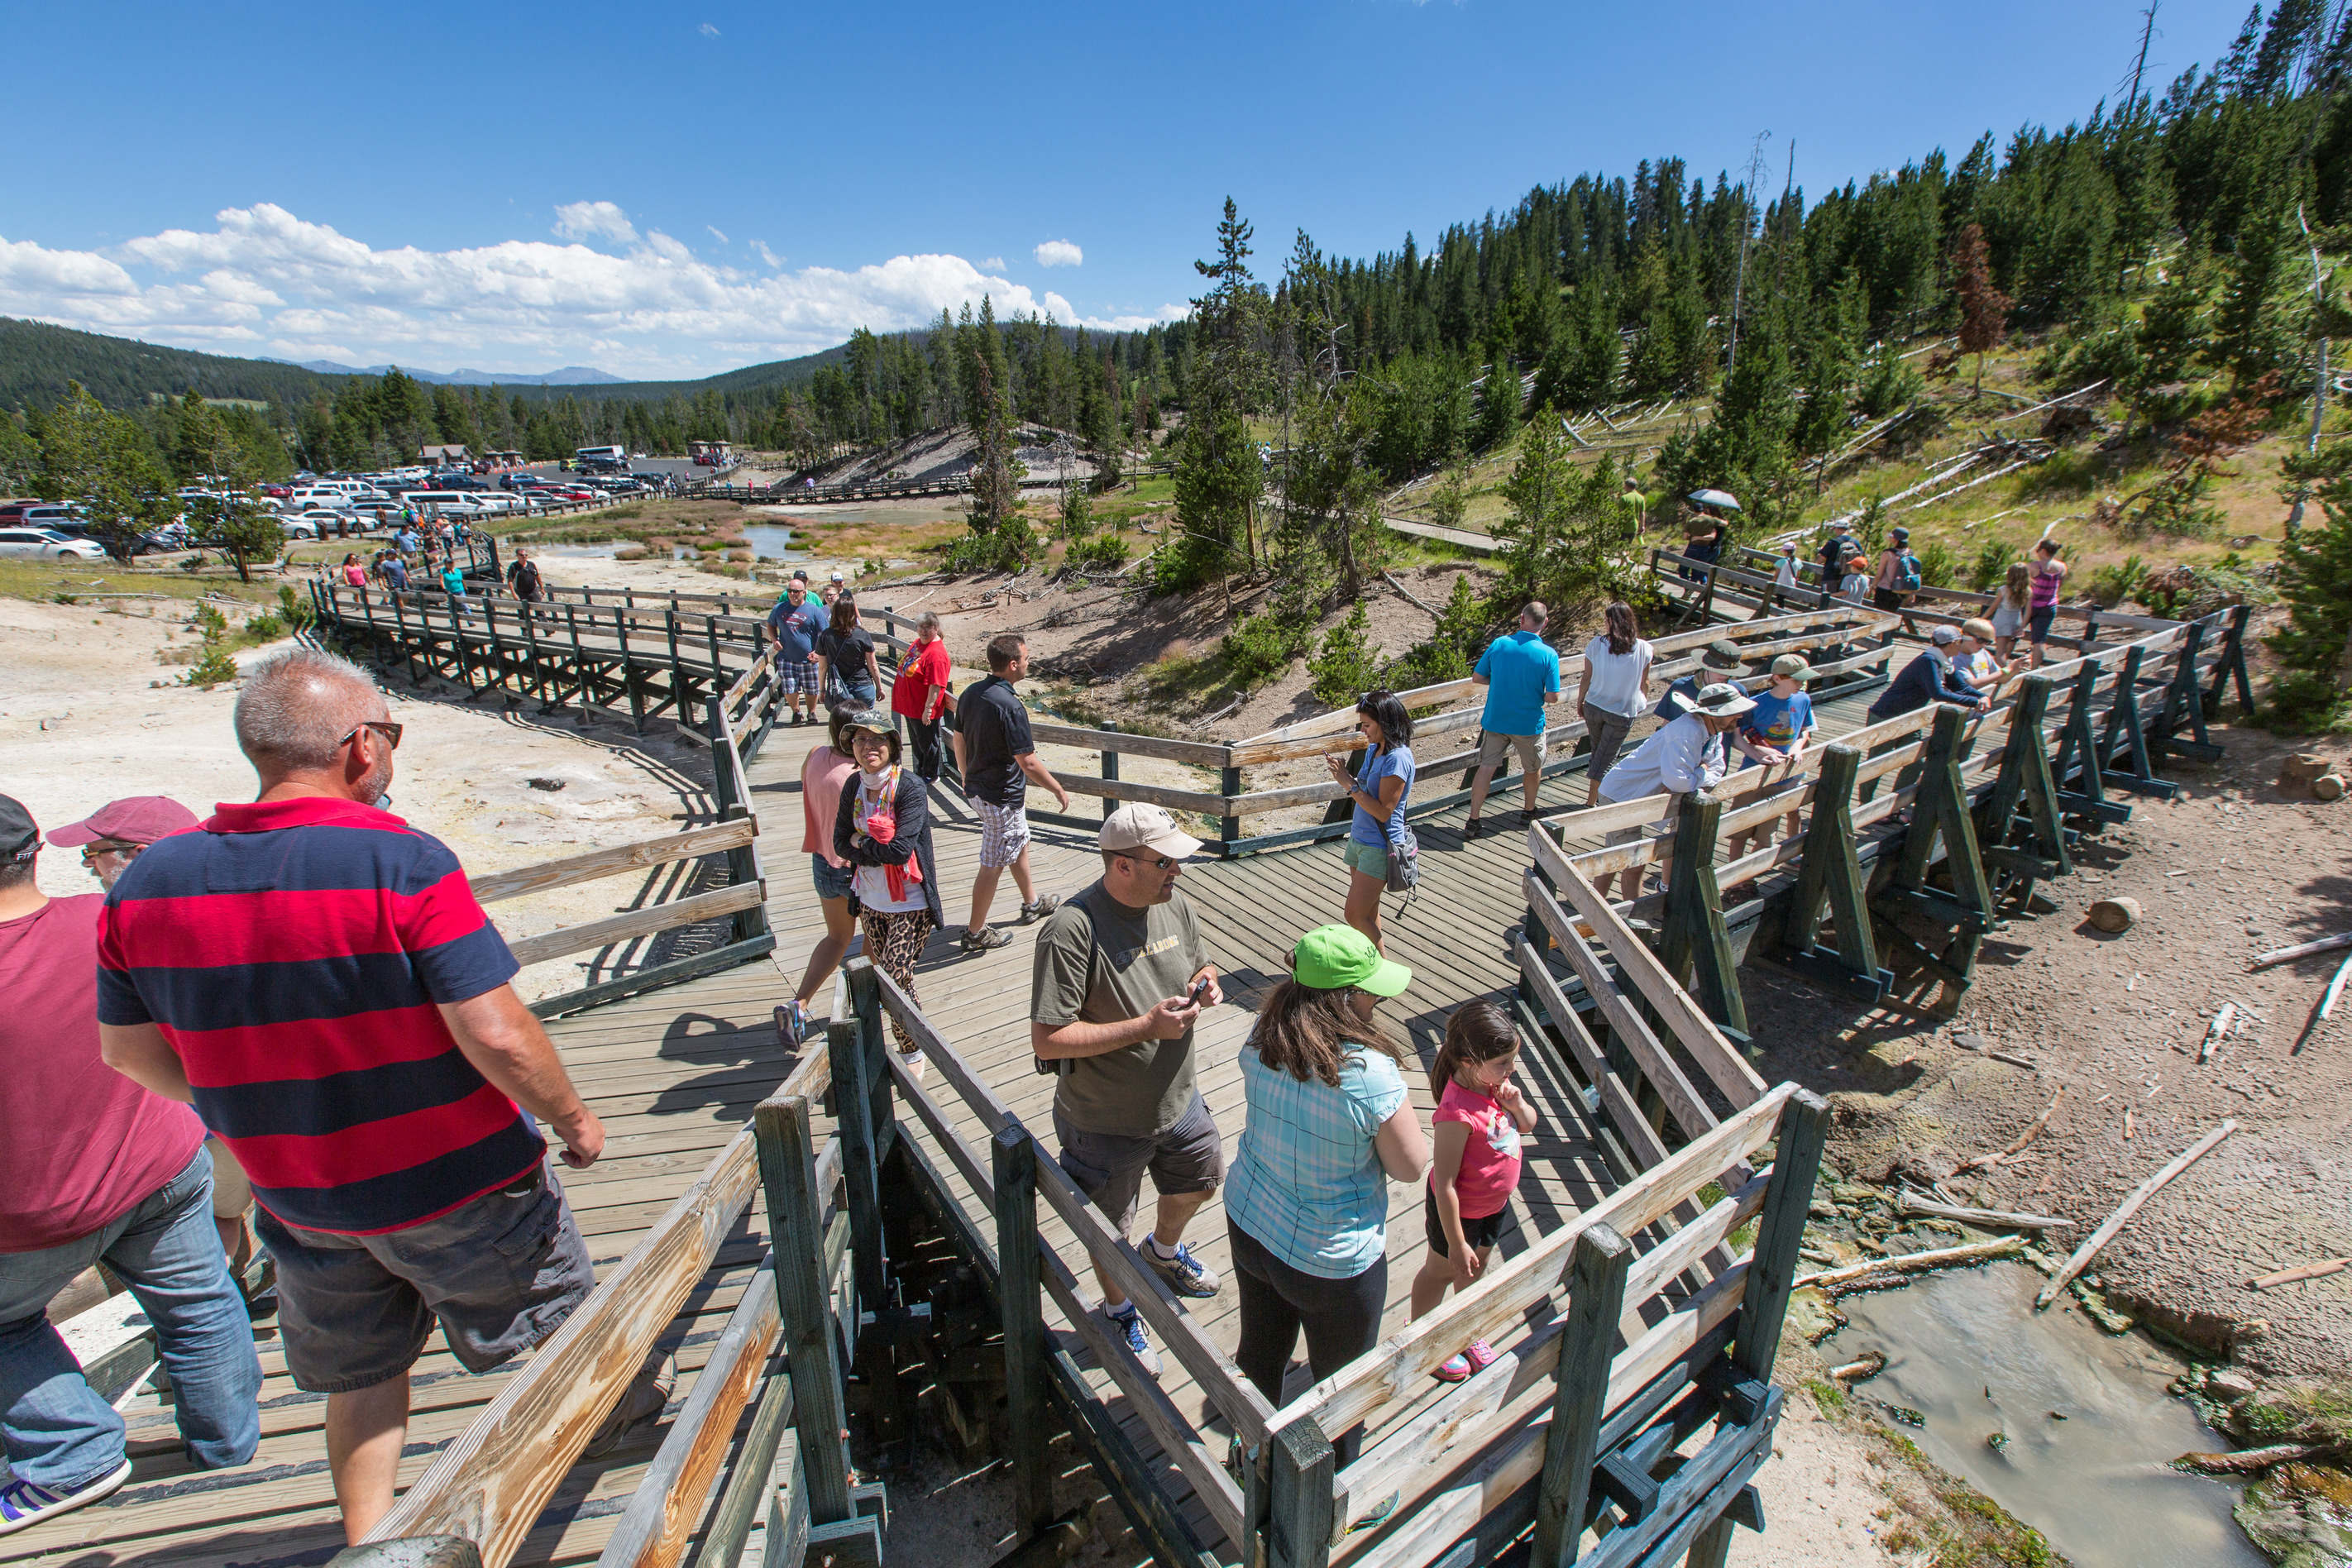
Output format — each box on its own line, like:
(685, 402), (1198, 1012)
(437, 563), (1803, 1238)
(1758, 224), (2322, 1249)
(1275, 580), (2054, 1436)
(975, 799), (1031, 869)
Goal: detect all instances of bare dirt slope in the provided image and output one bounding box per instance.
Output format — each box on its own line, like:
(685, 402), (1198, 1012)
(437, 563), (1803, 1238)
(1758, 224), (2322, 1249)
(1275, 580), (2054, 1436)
(1743, 724), (2352, 1377)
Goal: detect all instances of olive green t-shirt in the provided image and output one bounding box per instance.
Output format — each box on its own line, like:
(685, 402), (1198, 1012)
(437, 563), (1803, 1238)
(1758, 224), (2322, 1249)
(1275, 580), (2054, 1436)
(1030, 882), (1208, 1137)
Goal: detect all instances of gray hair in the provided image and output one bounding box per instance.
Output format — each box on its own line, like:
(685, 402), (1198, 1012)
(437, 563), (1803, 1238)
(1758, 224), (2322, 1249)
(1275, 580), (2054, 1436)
(234, 648), (385, 773)
(916, 611), (943, 634)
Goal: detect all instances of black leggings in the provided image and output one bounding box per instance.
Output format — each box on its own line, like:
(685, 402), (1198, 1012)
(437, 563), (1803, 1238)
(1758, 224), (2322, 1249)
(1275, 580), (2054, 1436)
(1228, 1221), (1385, 1465)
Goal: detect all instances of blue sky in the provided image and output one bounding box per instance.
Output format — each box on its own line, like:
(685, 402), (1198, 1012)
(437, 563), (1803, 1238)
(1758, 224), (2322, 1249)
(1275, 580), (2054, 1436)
(0, 0), (2261, 380)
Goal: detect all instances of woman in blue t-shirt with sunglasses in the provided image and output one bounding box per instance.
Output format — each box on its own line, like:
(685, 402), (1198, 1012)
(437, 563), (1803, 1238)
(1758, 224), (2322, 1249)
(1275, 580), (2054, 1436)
(1323, 690), (1414, 954)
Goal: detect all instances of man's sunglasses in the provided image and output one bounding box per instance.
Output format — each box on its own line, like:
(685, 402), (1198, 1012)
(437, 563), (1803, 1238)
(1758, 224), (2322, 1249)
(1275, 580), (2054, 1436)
(1119, 851), (1182, 872)
(80, 840), (137, 862)
(340, 720), (404, 751)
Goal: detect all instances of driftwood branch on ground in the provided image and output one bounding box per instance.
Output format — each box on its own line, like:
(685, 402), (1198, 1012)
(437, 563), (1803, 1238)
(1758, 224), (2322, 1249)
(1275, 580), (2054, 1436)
(1795, 1236), (2025, 1293)
(2248, 1257), (2351, 1289)
(2174, 1443), (2321, 1475)
(2249, 931), (2352, 969)
(1957, 1092), (2063, 1171)
(2036, 1121), (2238, 1310)
(1380, 570), (1443, 619)
(1896, 1193), (2072, 1230)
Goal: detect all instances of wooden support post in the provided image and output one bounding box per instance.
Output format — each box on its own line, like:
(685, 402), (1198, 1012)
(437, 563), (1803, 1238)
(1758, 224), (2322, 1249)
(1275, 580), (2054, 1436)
(614, 608), (644, 731)
(1101, 724), (1121, 823)
(847, 962), (894, 1168)
(1980, 674), (2070, 878)
(1324, 748), (1365, 825)
(1660, 793), (1747, 1033)
(2095, 642), (2171, 796)
(1531, 1223), (1634, 1568)
(1726, 1092), (1830, 1387)
(566, 603), (590, 711)
(447, 595), (476, 694)
(1881, 705), (1996, 1009)
(1695, 566), (1718, 624)
(2052, 660), (2111, 817)
(519, 599), (547, 706)
(1778, 744), (1889, 1000)
(1221, 764), (1243, 847)
(2154, 619), (2222, 761)
(828, 969), (887, 1317)
(1265, 1417), (1336, 1568)
(750, 1093), (853, 1524)
(391, 592), (422, 686)
(2210, 605), (2254, 716)
(992, 1126), (1055, 1537)
(665, 609), (687, 722)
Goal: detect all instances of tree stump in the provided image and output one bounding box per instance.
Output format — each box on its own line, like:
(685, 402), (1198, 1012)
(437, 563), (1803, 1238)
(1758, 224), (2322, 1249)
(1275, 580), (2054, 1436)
(2315, 773), (2346, 802)
(2088, 896), (2141, 934)
(2280, 753), (2334, 790)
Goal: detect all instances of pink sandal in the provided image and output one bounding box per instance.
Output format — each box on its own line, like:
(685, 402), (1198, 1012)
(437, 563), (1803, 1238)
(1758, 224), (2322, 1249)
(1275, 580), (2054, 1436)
(1433, 1339), (1499, 1383)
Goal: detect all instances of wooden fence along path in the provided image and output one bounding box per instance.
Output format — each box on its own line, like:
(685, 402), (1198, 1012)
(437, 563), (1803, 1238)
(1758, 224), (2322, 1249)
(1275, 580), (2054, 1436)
(7, 571), (2243, 1568)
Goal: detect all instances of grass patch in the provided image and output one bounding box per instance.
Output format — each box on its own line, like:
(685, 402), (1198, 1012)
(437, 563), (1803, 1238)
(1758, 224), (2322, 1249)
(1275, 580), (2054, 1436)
(1806, 1378), (1849, 1416)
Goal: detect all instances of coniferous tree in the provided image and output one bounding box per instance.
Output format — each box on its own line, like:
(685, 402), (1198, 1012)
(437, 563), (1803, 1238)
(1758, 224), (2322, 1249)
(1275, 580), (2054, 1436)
(1949, 223), (2012, 394)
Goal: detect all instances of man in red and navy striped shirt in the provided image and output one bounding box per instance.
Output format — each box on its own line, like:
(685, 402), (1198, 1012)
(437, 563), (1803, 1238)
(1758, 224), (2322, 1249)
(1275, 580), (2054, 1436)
(97, 648), (606, 1545)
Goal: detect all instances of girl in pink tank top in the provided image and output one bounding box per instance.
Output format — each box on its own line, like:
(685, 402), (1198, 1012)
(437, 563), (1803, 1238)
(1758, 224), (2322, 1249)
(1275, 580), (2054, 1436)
(1409, 1001), (1541, 1381)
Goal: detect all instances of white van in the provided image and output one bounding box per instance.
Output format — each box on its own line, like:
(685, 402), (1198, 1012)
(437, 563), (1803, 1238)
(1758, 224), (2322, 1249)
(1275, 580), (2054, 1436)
(404, 491), (488, 514)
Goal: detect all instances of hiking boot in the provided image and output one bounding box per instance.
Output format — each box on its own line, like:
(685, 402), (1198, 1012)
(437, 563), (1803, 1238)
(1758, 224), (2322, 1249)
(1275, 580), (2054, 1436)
(1462, 815), (1484, 841)
(584, 1351), (676, 1459)
(960, 925), (1013, 954)
(1018, 895), (1061, 924)
(1099, 1305), (1162, 1377)
(0, 1460), (132, 1538)
(1141, 1238), (1221, 1298)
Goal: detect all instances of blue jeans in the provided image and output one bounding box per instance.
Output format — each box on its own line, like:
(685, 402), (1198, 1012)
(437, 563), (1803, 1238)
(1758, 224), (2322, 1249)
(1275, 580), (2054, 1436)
(0, 1146), (261, 1489)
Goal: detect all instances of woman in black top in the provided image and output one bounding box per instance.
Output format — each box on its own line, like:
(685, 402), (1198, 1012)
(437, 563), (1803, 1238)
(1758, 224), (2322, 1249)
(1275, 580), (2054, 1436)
(815, 595), (884, 711)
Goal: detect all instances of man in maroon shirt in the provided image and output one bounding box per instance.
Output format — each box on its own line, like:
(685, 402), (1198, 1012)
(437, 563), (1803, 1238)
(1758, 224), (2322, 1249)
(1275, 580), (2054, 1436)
(0, 795), (261, 1541)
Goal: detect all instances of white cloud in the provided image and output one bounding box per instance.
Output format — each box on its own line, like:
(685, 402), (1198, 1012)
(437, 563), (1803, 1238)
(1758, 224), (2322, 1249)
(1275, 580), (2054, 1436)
(978, 256), (1006, 273)
(706, 225), (729, 244)
(751, 241), (781, 267)
(551, 201), (638, 246)
(0, 204), (1187, 378)
(1034, 239), (1083, 268)
(699, 21), (719, 35)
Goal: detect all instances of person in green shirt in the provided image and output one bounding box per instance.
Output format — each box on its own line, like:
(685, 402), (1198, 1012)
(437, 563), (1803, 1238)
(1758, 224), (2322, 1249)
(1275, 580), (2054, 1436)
(1030, 804), (1225, 1376)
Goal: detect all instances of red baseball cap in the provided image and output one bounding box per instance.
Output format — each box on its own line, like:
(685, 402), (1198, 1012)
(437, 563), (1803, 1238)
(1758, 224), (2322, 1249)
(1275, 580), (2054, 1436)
(45, 796), (201, 849)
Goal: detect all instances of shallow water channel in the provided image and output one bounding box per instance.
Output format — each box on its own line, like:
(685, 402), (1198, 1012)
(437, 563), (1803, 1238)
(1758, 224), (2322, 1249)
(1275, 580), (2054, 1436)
(1826, 1261), (2263, 1568)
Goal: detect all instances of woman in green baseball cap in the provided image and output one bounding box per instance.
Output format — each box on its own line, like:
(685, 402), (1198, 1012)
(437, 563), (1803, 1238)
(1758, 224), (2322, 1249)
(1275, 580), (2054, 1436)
(1222, 925), (1428, 1464)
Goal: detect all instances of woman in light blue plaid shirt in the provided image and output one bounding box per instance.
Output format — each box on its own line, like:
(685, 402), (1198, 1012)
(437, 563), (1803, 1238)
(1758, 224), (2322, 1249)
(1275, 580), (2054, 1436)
(1224, 925), (1428, 1465)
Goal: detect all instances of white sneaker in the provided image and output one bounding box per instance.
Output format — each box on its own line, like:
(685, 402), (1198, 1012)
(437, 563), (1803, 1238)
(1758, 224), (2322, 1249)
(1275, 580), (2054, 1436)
(0, 1459), (133, 1537)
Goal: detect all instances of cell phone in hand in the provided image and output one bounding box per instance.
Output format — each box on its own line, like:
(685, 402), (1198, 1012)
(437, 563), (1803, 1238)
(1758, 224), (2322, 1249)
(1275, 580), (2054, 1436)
(1188, 974), (1213, 1008)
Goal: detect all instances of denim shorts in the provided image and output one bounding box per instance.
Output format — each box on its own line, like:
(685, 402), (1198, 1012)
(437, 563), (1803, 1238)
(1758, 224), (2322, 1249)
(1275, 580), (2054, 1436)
(811, 853), (853, 901)
(256, 1161), (594, 1392)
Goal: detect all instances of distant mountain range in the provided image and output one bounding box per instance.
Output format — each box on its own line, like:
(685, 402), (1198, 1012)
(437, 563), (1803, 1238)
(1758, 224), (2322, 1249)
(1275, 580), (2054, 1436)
(262, 359), (629, 386)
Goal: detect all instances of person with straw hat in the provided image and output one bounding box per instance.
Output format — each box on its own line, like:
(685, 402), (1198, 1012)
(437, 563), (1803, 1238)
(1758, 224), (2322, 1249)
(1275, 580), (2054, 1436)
(1222, 925), (1427, 1466)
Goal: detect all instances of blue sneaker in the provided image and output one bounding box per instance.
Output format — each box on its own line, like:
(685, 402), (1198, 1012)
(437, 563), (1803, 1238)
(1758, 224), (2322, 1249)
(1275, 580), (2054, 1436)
(1101, 1305), (1163, 1377)
(1142, 1239), (1222, 1298)
(0, 1460), (133, 1538)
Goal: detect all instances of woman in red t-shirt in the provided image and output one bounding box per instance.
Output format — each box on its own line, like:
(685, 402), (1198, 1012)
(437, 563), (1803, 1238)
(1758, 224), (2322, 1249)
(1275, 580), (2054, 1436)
(890, 611), (954, 782)
(1408, 1001), (1539, 1381)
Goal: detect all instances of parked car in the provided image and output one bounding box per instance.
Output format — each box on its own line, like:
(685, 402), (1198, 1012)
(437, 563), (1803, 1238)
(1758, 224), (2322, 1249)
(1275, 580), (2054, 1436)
(0, 527), (108, 560)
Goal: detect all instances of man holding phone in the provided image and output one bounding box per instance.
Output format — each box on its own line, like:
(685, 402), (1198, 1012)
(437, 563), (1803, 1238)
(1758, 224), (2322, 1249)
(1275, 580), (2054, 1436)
(1030, 806), (1224, 1376)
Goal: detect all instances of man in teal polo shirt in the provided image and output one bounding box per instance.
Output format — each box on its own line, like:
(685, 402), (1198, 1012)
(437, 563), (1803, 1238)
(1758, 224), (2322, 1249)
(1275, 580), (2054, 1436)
(1462, 600), (1561, 840)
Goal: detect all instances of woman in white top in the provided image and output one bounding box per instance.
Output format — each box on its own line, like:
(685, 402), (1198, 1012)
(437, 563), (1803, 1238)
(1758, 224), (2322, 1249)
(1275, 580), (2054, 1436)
(1989, 562), (2029, 662)
(1575, 601), (1654, 808)
(832, 709), (944, 1072)
(1772, 543), (1800, 590)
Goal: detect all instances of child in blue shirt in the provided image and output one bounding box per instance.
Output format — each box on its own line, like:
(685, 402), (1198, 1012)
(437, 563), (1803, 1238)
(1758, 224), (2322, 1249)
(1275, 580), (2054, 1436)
(1726, 655), (1818, 858)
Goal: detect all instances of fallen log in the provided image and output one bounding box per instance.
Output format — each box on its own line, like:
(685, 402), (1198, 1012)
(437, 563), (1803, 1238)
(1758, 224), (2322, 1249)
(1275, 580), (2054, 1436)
(1828, 1352), (1886, 1383)
(1796, 1235), (2026, 1293)
(2036, 1121), (2238, 1310)
(2173, 1443), (2318, 1475)
(2249, 931), (2352, 970)
(1380, 569), (1443, 619)
(2247, 1257), (2352, 1290)
(1956, 1092), (2063, 1172)
(1896, 1193), (2073, 1231)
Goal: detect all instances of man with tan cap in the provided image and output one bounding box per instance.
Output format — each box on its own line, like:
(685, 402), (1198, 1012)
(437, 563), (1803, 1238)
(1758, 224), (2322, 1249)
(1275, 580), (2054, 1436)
(1030, 804), (1224, 1376)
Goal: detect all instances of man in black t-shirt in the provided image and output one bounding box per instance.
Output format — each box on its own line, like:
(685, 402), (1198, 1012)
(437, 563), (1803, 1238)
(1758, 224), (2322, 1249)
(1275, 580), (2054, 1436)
(952, 634), (1070, 954)
(504, 549), (544, 603)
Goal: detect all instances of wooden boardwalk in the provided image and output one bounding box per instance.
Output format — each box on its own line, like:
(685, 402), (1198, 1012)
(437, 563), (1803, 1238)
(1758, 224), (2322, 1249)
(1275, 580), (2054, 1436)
(7, 668), (1892, 1567)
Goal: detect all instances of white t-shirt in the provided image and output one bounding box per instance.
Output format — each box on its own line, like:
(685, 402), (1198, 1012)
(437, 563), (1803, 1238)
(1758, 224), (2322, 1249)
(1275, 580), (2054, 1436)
(849, 771), (925, 913)
(1580, 637), (1654, 719)
(1774, 555), (1800, 587)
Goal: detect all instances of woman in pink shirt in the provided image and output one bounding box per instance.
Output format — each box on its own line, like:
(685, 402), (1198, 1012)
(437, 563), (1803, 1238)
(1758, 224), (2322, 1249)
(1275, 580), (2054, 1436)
(1408, 1000), (1539, 1381)
(778, 713), (857, 1047)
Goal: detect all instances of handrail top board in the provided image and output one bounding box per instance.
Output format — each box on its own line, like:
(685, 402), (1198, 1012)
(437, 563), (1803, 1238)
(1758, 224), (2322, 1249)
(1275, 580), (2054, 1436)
(471, 818), (757, 906)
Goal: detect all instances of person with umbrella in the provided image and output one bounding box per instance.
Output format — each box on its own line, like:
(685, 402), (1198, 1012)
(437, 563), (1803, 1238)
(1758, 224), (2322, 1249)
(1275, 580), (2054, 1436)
(1679, 490), (1738, 582)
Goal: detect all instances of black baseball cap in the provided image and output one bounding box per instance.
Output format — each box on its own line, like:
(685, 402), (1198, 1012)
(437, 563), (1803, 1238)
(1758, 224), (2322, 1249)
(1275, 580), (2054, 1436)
(0, 795), (39, 863)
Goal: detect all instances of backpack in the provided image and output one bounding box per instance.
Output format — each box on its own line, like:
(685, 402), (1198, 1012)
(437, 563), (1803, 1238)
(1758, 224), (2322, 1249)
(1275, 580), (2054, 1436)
(1035, 886), (1114, 1078)
(1383, 813), (1422, 895)
(1895, 550), (1924, 592)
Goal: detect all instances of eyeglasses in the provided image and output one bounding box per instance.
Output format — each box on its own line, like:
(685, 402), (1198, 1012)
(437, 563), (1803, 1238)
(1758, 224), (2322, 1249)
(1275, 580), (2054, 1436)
(80, 841), (136, 862)
(1119, 851), (1181, 872)
(340, 720), (403, 751)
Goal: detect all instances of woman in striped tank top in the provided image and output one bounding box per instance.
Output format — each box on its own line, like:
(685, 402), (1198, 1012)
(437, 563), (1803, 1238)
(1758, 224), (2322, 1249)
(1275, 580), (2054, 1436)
(2027, 539), (2068, 667)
